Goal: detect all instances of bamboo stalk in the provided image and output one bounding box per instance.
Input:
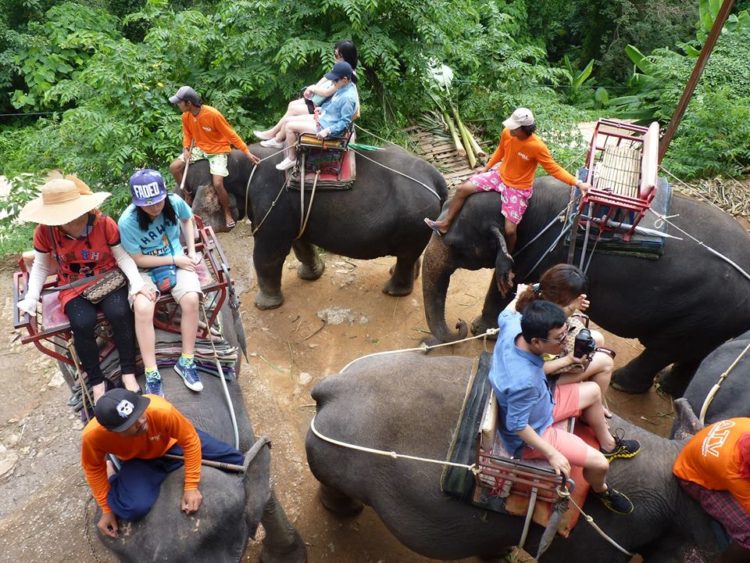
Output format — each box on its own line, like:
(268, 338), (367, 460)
(452, 106), (476, 168)
(443, 110), (466, 156)
(466, 129), (486, 157)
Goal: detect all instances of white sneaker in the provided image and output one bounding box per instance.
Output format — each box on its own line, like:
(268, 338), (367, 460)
(260, 138), (284, 149)
(254, 130), (272, 140)
(275, 157), (297, 171)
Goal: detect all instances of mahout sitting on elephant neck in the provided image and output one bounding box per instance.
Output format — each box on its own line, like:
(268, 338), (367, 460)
(421, 175), (750, 396)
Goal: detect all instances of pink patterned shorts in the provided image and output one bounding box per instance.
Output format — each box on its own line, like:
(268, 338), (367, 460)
(469, 169), (533, 225)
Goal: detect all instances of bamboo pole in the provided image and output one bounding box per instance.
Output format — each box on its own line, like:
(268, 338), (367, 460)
(452, 106), (476, 168)
(659, 0), (736, 162)
(443, 110), (466, 156)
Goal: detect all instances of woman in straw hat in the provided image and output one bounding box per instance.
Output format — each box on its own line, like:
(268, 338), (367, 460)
(17, 176), (153, 403)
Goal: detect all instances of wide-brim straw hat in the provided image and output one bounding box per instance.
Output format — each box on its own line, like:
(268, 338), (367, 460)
(19, 176), (111, 226)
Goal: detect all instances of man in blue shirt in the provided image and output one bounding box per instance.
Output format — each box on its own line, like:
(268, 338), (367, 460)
(490, 300), (641, 514)
(274, 61), (358, 171)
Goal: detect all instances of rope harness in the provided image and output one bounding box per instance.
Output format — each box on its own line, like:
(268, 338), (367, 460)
(699, 342), (750, 424)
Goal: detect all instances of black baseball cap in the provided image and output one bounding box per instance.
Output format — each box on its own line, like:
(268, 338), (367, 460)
(94, 389), (150, 432)
(169, 85), (202, 106)
(324, 62), (353, 81)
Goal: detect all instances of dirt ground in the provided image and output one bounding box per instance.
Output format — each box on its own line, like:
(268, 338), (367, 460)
(0, 221), (675, 562)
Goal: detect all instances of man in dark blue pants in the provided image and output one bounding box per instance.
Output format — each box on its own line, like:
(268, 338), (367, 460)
(81, 389), (243, 538)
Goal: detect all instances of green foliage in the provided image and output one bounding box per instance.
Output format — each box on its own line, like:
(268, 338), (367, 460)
(664, 88), (750, 178)
(0, 173), (42, 254)
(525, 0), (697, 84)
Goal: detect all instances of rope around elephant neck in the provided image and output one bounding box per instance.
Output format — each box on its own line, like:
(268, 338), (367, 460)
(699, 342), (750, 424)
(349, 147), (442, 201)
(309, 414), (480, 472)
(337, 329), (500, 373)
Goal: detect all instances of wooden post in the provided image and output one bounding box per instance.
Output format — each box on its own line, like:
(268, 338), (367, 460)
(658, 0), (737, 162)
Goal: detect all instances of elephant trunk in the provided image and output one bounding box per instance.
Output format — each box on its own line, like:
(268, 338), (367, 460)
(421, 236), (469, 344)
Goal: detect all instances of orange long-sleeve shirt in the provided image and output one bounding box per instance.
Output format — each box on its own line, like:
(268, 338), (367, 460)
(81, 395), (202, 513)
(485, 128), (577, 190)
(182, 105), (248, 154)
(673, 417), (750, 515)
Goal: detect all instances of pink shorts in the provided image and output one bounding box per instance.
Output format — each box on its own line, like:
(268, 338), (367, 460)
(469, 169), (533, 224)
(523, 384), (589, 467)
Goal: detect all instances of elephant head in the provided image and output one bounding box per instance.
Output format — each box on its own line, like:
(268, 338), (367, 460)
(422, 193), (514, 344)
(187, 150), (254, 233)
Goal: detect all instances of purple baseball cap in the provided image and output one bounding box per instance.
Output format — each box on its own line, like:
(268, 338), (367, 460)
(129, 169), (168, 207)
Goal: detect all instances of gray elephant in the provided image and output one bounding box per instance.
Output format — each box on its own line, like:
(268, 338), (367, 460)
(305, 352), (721, 561)
(187, 147), (447, 309)
(96, 308), (305, 562)
(680, 328), (750, 425)
(421, 176), (750, 395)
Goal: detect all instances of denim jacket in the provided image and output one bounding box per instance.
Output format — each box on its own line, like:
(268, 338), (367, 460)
(318, 82), (358, 137)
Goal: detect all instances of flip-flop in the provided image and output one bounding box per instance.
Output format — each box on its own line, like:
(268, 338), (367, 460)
(424, 217), (444, 237)
(226, 218), (236, 230)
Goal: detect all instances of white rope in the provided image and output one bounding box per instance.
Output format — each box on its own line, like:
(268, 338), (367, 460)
(559, 488), (634, 557)
(338, 329), (499, 374)
(200, 302), (239, 449)
(646, 208), (750, 282)
(350, 148), (442, 201)
(699, 342), (750, 424)
(245, 145), (295, 236)
(309, 414), (479, 473)
(353, 123), (402, 148)
(294, 166), (319, 241)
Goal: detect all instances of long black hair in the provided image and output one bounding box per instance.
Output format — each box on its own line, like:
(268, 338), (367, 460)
(135, 194), (177, 231)
(335, 39), (358, 83)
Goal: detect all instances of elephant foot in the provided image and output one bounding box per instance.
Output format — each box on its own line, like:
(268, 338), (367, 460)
(260, 535), (307, 563)
(471, 315), (499, 338)
(382, 279), (414, 296)
(297, 260), (325, 281)
(655, 368), (690, 398)
(255, 291), (284, 310)
(259, 492), (307, 563)
(611, 366), (655, 394)
(318, 483), (364, 517)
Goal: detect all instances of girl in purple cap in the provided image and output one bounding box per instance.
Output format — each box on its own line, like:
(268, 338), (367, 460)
(118, 169), (203, 397)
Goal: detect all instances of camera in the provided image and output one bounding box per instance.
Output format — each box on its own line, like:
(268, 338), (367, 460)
(573, 328), (597, 359)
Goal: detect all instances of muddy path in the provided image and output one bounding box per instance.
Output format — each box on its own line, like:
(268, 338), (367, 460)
(0, 222), (674, 562)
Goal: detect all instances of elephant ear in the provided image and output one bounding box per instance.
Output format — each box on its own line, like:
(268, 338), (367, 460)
(491, 226), (514, 297)
(670, 398), (704, 440)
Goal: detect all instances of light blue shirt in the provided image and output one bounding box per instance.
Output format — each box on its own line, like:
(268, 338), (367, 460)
(489, 309), (555, 457)
(318, 82), (358, 137)
(118, 194), (192, 258)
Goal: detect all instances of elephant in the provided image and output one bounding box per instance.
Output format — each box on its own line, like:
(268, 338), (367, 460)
(187, 146), (448, 310)
(305, 351), (721, 562)
(680, 328), (750, 425)
(421, 176), (750, 395)
(95, 306), (306, 562)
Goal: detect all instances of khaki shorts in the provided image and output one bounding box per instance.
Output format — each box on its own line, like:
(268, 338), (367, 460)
(138, 268), (203, 304)
(178, 147), (229, 177)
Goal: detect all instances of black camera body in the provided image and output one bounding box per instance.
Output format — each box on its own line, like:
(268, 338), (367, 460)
(573, 328), (597, 359)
